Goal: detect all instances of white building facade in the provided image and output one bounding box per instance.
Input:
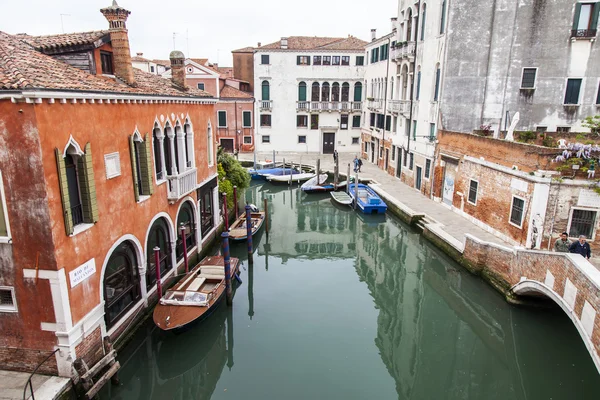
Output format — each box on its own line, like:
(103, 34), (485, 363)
(253, 37), (367, 154)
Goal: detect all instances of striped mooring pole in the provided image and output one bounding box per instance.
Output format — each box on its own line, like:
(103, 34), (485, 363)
(154, 247), (162, 299)
(221, 231), (233, 306)
(245, 205), (254, 264)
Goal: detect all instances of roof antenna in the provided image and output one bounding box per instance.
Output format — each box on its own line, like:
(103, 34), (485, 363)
(172, 32), (178, 50)
(60, 14), (70, 33)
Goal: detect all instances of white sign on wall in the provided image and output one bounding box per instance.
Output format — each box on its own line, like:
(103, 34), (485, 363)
(104, 152), (121, 179)
(69, 258), (96, 288)
(578, 190), (600, 208)
(510, 178), (528, 193)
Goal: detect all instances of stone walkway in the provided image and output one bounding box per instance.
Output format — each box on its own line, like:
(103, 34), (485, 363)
(0, 370), (70, 400)
(241, 151), (508, 248)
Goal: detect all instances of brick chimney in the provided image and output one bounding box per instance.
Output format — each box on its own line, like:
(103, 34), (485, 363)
(169, 50), (187, 89)
(280, 37), (288, 49)
(257, 42), (261, 47)
(371, 29), (377, 41)
(100, 1), (135, 85)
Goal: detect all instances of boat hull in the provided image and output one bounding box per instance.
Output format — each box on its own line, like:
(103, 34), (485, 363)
(229, 212), (266, 241)
(348, 184), (388, 214)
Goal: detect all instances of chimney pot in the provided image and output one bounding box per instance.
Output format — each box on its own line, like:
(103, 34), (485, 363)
(136, 52), (143, 56)
(257, 42), (261, 47)
(371, 29), (377, 41)
(169, 50), (187, 90)
(100, 1), (135, 86)
(281, 37), (288, 49)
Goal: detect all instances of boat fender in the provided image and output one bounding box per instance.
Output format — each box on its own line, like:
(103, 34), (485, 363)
(235, 272), (243, 284)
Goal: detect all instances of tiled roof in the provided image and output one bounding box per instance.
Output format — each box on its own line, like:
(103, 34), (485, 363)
(220, 84), (252, 99)
(190, 58), (208, 66)
(17, 30), (109, 52)
(259, 36), (367, 51)
(152, 59), (170, 67)
(232, 46), (254, 53)
(131, 55), (150, 62)
(0, 31), (212, 98)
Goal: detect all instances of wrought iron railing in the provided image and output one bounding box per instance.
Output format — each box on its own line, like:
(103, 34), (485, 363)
(571, 29), (597, 38)
(22, 349), (60, 400)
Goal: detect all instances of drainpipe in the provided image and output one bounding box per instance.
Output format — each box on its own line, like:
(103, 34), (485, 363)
(381, 35), (392, 170)
(406, 0), (421, 157)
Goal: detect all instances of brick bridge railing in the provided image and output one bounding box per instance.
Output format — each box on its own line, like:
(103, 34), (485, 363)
(463, 234), (600, 373)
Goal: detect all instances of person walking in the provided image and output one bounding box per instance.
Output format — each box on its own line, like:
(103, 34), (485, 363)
(569, 235), (591, 260)
(357, 158), (363, 173)
(333, 150), (338, 163)
(554, 232), (571, 252)
(353, 156), (359, 172)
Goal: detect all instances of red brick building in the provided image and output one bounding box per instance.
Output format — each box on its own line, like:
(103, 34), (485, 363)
(0, 2), (221, 376)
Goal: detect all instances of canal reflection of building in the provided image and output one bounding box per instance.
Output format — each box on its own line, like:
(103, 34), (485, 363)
(102, 305), (234, 400)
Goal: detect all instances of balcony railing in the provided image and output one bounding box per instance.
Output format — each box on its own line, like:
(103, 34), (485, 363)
(391, 41), (416, 61)
(260, 100), (273, 110)
(387, 99), (411, 117)
(571, 29), (597, 38)
(167, 167), (197, 201)
(367, 99), (384, 110)
(297, 101), (309, 111)
(304, 101), (362, 112)
(352, 101), (362, 111)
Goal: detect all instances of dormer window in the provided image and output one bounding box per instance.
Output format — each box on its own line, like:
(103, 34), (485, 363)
(101, 51), (114, 75)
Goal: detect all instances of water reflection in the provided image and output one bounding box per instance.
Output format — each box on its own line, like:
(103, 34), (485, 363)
(102, 184), (600, 400)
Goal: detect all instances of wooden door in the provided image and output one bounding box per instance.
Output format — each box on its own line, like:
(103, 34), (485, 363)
(323, 133), (335, 154)
(220, 139), (234, 153)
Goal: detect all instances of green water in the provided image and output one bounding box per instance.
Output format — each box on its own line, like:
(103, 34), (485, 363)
(100, 184), (600, 400)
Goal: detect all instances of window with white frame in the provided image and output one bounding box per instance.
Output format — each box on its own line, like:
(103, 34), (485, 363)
(569, 208), (597, 238)
(596, 81), (600, 104)
(0, 171), (10, 241)
(425, 159), (432, 179)
(0, 287), (17, 312)
(243, 136), (252, 144)
(352, 137), (360, 145)
(243, 111), (252, 127)
(468, 180), (478, 205)
(521, 68), (537, 89)
(262, 135), (270, 144)
(197, 83), (205, 90)
(509, 196), (525, 227)
(564, 78), (583, 105)
(298, 135), (307, 144)
(217, 111), (227, 128)
(297, 115), (308, 128)
(152, 123), (165, 181)
(261, 54), (270, 64)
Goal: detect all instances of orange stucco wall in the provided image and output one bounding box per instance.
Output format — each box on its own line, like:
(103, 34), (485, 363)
(33, 100), (216, 325)
(93, 43), (114, 75)
(215, 101), (255, 152)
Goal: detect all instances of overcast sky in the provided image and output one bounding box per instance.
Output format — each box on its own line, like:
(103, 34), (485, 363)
(2, 0), (397, 66)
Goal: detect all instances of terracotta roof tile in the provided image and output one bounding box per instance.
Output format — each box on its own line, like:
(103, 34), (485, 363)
(0, 31), (212, 98)
(131, 55), (150, 62)
(17, 30), (109, 52)
(190, 58), (208, 66)
(152, 59), (170, 66)
(259, 36), (367, 51)
(232, 46), (254, 53)
(220, 84), (252, 99)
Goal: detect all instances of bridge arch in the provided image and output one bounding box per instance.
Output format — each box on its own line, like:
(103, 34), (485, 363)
(511, 279), (600, 374)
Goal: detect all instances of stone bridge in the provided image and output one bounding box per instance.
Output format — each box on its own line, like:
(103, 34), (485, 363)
(463, 234), (600, 373)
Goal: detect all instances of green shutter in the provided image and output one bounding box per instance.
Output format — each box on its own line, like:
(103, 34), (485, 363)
(141, 134), (154, 196)
(218, 111), (227, 127)
(262, 82), (270, 101)
(79, 143), (99, 223)
(573, 3), (582, 30)
(129, 135), (140, 202)
(354, 84), (362, 101)
(299, 84), (307, 101)
(243, 111), (252, 127)
(55, 148), (74, 236)
(297, 56), (301, 65)
(591, 3), (599, 30)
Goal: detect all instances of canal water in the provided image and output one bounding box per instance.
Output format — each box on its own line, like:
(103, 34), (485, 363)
(100, 183), (600, 400)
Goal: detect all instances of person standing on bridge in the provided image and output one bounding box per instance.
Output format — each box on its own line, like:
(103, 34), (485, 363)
(554, 232), (571, 253)
(569, 235), (591, 260)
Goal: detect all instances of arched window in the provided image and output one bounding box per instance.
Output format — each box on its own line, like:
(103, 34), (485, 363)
(298, 81), (307, 102)
(164, 122), (176, 176)
(421, 4), (427, 41)
(416, 66), (422, 100)
(341, 83), (350, 102)
(434, 63), (441, 101)
(174, 121), (183, 172)
(64, 151), (83, 226)
(331, 82), (340, 102)
(104, 240), (141, 329)
(407, 8), (413, 41)
(184, 120), (194, 169)
(146, 218), (173, 291)
(440, 0), (446, 34)
(176, 202), (196, 261)
(321, 82), (330, 102)
(354, 82), (363, 102)
(153, 123), (164, 180)
(311, 82), (320, 101)
(207, 121), (214, 166)
(401, 65), (409, 100)
(261, 80), (270, 101)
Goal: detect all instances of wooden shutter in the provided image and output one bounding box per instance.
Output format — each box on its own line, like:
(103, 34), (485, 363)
(141, 134), (154, 196)
(79, 143), (99, 223)
(55, 148), (74, 235)
(262, 82), (270, 101)
(129, 135), (140, 202)
(565, 79), (582, 104)
(434, 68), (441, 100)
(297, 56), (301, 65)
(440, 0), (446, 33)
(243, 111), (252, 127)
(416, 71), (421, 100)
(573, 3), (582, 30)
(591, 3), (599, 30)
(354, 84), (362, 101)
(218, 111), (227, 127)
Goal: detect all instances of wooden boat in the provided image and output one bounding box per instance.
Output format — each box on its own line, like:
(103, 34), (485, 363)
(348, 184), (388, 214)
(267, 172), (316, 184)
(330, 190), (353, 206)
(228, 211), (265, 241)
(300, 174), (329, 193)
(251, 167), (301, 180)
(153, 256), (240, 332)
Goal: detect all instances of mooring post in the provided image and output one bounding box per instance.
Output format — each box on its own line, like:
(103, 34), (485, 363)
(180, 226), (189, 274)
(316, 158), (321, 183)
(154, 247), (162, 299)
(253, 152), (256, 170)
(273, 149), (276, 165)
(263, 198), (269, 235)
(233, 186), (239, 220)
(289, 161), (293, 185)
(347, 163), (351, 194)
(222, 192), (229, 231)
(334, 156), (339, 190)
(354, 172), (359, 210)
(283, 157), (286, 171)
(221, 231), (233, 306)
(245, 205), (254, 264)
(104, 336), (120, 385)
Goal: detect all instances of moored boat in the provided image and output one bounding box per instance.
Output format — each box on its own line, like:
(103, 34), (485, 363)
(348, 184), (387, 214)
(330, 190), (353, 206)
(153, 256), (240, 332)
(251, 168), (300, 180)
(300, 174), (329, 193)
(228, 211), (266, 241)
(267, 172), (316, 184)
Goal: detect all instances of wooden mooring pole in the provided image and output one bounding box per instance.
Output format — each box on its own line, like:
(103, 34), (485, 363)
(233, 186), (239, 220)
(222, 192), (229, 231)
(180, 226), (189, 274)
(264, 198), (269, 235)
(354, 171), (359, 210)
(346, 163), (351, 194)
(154, 247), (162, 299)
(316, 159), (321, 182)
(221, 231), (233, 306)
(334, 156), (339, 190)
(245, 205), (254, 264)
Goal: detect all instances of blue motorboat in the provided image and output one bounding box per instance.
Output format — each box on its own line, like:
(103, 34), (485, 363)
(249, 167), (300, 180)
(348, 184), (387, 214)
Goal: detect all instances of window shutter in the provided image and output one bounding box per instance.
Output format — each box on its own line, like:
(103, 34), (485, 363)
(79, 143), (99, 223)
(142, 134), (154, 196)
(416, 71), (421, 100)
(307, 57), (311, 66)
(55, 148), (73, 235)
(434, 68), (441, 100)
(573, 3), (582, 30)
(591, 3), (599, 30)
(440, 0), (446, 33)
(354, 85), (362, 101)
(129, 136), (140, 202)
(299, 84), (306, 101)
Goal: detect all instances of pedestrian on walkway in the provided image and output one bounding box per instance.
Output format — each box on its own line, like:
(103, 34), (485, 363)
(333, 150), (338, 163)
(353, 156), (359, 172)
(554, 232), (571, 253)
(569, 235), (591, 259)
(357, 158), (363, 172)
